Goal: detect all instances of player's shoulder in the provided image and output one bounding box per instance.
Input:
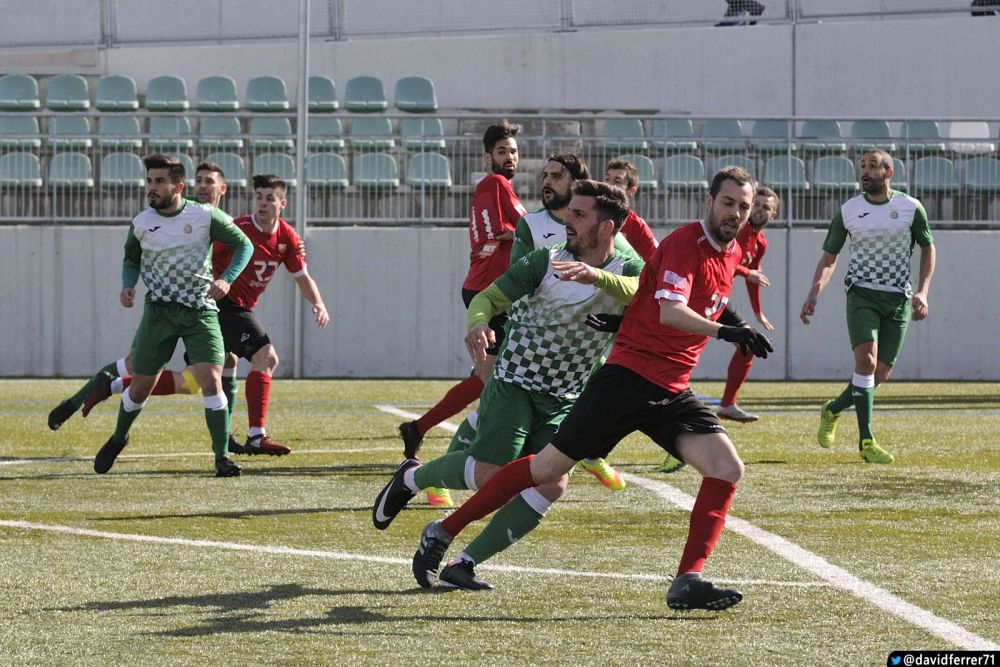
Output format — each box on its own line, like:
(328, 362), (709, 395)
(888, 190), (922, 211)
(474, 172), (505, 192)
(232, 214), (253, 227)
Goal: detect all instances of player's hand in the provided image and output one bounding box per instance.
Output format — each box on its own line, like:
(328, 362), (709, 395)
(747, 270), (771, 287)
(755, 312), (774, 331)
(551, 260), (599, 284)
(585, 313), (623, 333)
(120, 287), (135, 308)
(296, 239), (306, 258)
(465, 324), (495, 364)
(207, 279), (231, 300)
(911, 292), (929, 321)
(800, 294), (818, 324)
(718, 325), (773, 359)
(313, 302), (329, 328)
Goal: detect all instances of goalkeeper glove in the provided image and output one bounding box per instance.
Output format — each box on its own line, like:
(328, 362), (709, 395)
(585, 313), (623, 333)
(718, 325), (773, 358)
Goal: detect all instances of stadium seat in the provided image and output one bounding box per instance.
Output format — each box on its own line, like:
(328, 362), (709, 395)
(177, 153), (197, 187)
(850, 120), (896, 153)
(0, 152), (43, 187)
(811, 155), (858, 193)
(899, 121), (946, 155)
(763, 155), (810, 191)
(46, 74), (90, 111)
(0, 116), (42, 149)
(947, 121), (996, 156)
(913, 156), (959, 194)
(100, 152), (145, 188)
(616, 153), (658, 190)
(650, 119), (697, 153)
(662, 154), (708, 191)
(94, 75), (139, 111)
(599, 118), (648, 153)
(0, 74), (40, 110)
(308, 75), (338, 112)
(249, 117), (295, 150)
(148, 115), (194, 151)
(245, 75), (290, 111)
(400, 117), (446, 151)
(48, 152), (94, 188)
(750, 119), (795, 153)
(711, 154), (756, 178)
(344, 75), (388, 112)
(47, 116), (92, 149)
(253, 153), (296, 188)
(307, 116), (346, 150)
(97, 115), (143, 149)
(963, 156), (1000, 194)
(892, 158), (909, 192)
(349, 116), (395, 150)
(701, 119), (744, 154)
(195, 75), (239, 111)
(306, 153), (349, 188)
(353, 152), (399, 188)
(204, 152), (247, 188)
(144, 75), (189, 111)
(798, 120), (847, 155)
(406, 152), (452, 188)
(199, 115), (243, 149)
(394, 76), (437, 112)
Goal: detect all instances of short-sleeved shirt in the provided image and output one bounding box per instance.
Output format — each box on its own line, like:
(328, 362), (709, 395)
(822, 189), (933, 297)
(608, 219), (742, 392)
(213, 214), (306, 310)
(620, 209), (657, 262)
(462, 173), (526, 291)
(509, 206), (639, 265)
(733, 223), (768, 315)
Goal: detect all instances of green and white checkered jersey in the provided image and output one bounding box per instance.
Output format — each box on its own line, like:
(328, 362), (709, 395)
(123, 201), (240, 310)
(823, 189), (933, 296)
(493, 244), (644, 400)
(510, 208), (565, 265)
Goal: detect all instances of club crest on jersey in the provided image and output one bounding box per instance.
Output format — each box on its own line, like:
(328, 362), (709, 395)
(183, 223), (192, 234)
(663, 270), (688, 289)
(278, 243), (287, 254)
(889, 209), (898, 219)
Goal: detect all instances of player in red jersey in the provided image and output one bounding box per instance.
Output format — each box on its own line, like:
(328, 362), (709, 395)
(409, 167), (773, 612)
(604, 158), (657, 262)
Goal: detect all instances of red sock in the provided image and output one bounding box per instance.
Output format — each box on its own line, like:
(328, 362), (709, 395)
(721, 348), (754, 406)
(121, 376), (132, 390)
(415, 374), (484, 436)
(245, 371), (271, 430)
(151, 373), (176, 395)
(677, 477), (737, 576)
(441, 455), (535, 538)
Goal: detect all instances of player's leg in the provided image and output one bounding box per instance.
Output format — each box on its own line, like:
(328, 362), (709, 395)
(715, 304), (759, 423)
(243, 342), (290, 455)
(49, 354), (132, 430)
(184, 308), (238, 477)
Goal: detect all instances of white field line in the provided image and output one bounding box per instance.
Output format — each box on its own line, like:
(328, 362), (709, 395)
(376, 404), (1000, 651)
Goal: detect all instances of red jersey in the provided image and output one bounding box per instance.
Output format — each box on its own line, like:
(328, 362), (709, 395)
(732, 223), (768, 315)
(608, 220), (743, 392)
(620, 209), (657, 262)
(212, 215), (306, 310)
(462, 173), (526, 291)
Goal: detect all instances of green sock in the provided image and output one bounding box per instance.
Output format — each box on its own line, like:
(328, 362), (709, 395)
(413, 451), (471, 490)
(827, 382), (854, 414)
(205, 408), (231, 459)
(853, 385), (875, 443)
(464, 494), (543, 565)
(113, 401), (141, 443)
(69, 361), (119, 408)
(222, 375), (238, 420)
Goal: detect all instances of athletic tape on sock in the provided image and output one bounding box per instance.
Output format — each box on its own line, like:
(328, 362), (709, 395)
(464, 455), (479, 491)
(519, 487), (552, 516)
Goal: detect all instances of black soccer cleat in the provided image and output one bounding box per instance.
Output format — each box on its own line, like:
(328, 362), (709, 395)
(412, 520), (453, 588)
(215, 456), (242, 478)
(227, 435), (246, 455)
(81, 371), (114, 418)
(399, 420), (424, 460)
(48, 399), (78, 431)
(439, 559), (494, 591)
(372, 458), (420, 530)
(666, 572), (743, 611)
(94, 434), (129, 474)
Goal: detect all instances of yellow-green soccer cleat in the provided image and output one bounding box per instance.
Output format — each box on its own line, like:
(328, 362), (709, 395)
(860, 438), (894, 464)
(425, 486), (453, 508)
(817, 400), (839, 449)
(579, 458), (626, 491)
(655, 453), (686, 474)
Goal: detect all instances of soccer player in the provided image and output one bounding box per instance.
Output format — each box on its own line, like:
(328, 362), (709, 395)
(93, 154), (252, 477)
(408, 167), (773, 611)
(373, 180), (644, 590)
(800, 149), (935, 464)
(603, 158), (657, 262)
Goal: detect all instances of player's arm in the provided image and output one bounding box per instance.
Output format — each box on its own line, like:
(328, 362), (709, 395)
(800, 211), (847, 324)
(121, 223), (141, 308)
(465, 250), (545, 362)
(911, 203), (935, 321)
(659, 300), (772, 358)
(509, 216), (533, 266)
(208, 209), (252, 299)
(292, 272), (329, 328)
(550, 261), (641, 305)
(627, 216), (657, 263)
(744, 242), (772, 329)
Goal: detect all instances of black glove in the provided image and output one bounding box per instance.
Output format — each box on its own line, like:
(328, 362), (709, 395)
(718, 325), (773, 358)
(585, 313), (623, 333)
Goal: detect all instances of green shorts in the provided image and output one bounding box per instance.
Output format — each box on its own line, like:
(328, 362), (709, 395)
(467, 376), (573, 466)
(845, 286), (911, 367)
(130, 301), (225, 376)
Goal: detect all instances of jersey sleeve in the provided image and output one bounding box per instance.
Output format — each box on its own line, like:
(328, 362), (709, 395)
(911, 200), (933, 247)
(624, 217), (657, 262)
(493, 248), (549, 303)
(466, 283), (513, 330)
(653, 236), (700, 305)
(480, 178), (517, 238)
(282, 225), (307, 275)
(210, 208), (252, 284)
(509, 216), (534, 266)
(122, 223), (141, 288)
(822, 209), (848, 255)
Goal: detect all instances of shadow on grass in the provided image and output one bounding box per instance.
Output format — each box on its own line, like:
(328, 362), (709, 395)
(747, 394), (1000, 411)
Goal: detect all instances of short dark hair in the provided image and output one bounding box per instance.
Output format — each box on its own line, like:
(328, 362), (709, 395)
(143, 154), (185, 184)
(547, 153), (590, 181)
(756, 186), (779, 214)
(709, 165), (756, 198)
(252, 174), (287, 193)
(605, 158), (639, 190)
(196, 160), (225, 180)
(863, 148), (893, 171)
(571, 179), (630, 232)
(483, 119), (519, 153)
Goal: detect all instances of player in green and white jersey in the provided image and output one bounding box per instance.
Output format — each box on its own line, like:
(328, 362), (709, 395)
(93, 154), (253, 478)
(800, 149), (936, 464)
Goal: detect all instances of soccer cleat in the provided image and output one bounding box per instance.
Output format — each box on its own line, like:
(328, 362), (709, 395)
(372, 458), (420, 530)
(227, 435), (246, 455)
(667, 572), (743, 611)
(215, 456), (242, 477)
(48, 399), (78, 431)
(94, 434), (129, 474)
(578, 458), (626, 491)
(717, 403), (760, 423)
(655, 453), (687, 474)
(425, 486), (453, 508)
(81, 371), (114, 418)
(817, 400), (839, 449)
(860, 438), (894, 464)
(399, 420), (424, 460)
(242, 434), (291, 456)
(439, 558), (494, 591)
(412, 519), (453, 588)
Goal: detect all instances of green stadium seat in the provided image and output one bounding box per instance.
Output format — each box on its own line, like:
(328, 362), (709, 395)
(798, 120), (847, 155)
(0, 152), (43, 187)
(963, 156), (1000, 194)
(100, 152), (145, 188)
(650, 119), (697, 153)
(48, 152), (94, 188)
(0, 116), (42, 149)
(913, 156), (959, 194)
(249, 117), (294, 150)
(663, 154), (708, 191)
(850, 120), (896, 153)
(177, 153), (197, 187)
(353, 152), (399, 188)
(47, 116), (91, 149)
(245, 75), (289, 112)
(144, 75), (189, 111)
(763, 155), (810, 191)
(702, 119), (744, 154)
(46, 74), (89, 111)
(406, 152), (452, 188)
(349, 116), (395, 150)
(306, 153), (349, 188)
(616, 153), (658, 190)
(204, 152), (247, 188)
(947, 121), (996, 156)
(344, 75), (388, 112)
(95, 75), (139, 111)
(600, 118), (648, 153)
(892, 158), (909, 192)
(0, 74), (40, 110)
(394, 76), (437, 112)
(199, 115), (243, 149)
(811, 155), (858, 193)
(195, 75), (239, 111)
(148, 115), (193, 151)
(400, 117), (445, 151)
(750, 119), (795, 153)
(899, 121), (946, 155)
(710, 154), (756, 178)
(307, 116), (345, 150)
(253, 153), (296, 188)
(308, 75), (339, 112)
(97, 115), (143, 149)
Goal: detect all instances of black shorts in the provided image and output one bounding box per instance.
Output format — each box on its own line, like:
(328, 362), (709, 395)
(217, 298), (271, 361)
(551, 364), (726, 461)
(462, 287), (507, 356)
(718, 303), (747, 328)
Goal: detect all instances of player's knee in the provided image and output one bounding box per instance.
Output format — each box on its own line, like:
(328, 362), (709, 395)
(473, 460), (500, 488)
(538, 475), (568, 502)
(875, 365), (893, 385)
